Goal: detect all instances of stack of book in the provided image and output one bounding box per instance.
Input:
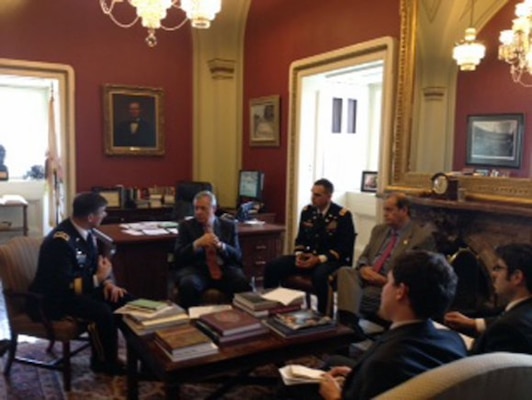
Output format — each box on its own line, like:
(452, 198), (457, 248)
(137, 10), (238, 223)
(154, 324), (218, 361)
(262, 309), (336, 339)
(232, 290), (303, 318)
(195, 308), (269, 345)
(118, 299), (190, 335)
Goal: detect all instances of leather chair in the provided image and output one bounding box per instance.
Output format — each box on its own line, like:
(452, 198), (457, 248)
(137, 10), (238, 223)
(375, 352), (532, 400)
(0, 236), (89, 391)
(172, 180), (213, 221)
(448, 247), (496, 317)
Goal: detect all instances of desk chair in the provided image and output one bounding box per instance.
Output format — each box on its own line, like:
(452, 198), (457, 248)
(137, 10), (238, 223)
(0, 237), (89, 391)
(172, 180), (213, 221)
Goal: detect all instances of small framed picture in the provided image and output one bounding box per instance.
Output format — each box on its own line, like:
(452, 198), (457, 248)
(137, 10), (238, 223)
(103, 84), (165, 156)
(92, 187), (122, 208)
(361, 170), (378, 192)
(466, 114), (524, 168)
(249, 95), (280, 147)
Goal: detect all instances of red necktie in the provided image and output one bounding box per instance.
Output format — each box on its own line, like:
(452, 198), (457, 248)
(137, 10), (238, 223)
(204, 225), (222, 280)
(373, 232), (398, 274)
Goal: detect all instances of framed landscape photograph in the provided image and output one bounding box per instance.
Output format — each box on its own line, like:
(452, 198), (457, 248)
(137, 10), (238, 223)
(249, 95), (280, 147)
(361, 170), (378, 192)
(466, 114), (524, 168)
(104, 84), (165, 156)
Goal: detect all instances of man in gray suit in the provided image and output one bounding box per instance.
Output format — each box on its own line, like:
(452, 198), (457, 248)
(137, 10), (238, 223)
(336, 192), (436, 330)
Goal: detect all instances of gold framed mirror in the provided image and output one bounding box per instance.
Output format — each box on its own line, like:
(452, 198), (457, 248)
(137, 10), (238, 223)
(388, 0), (532, 206)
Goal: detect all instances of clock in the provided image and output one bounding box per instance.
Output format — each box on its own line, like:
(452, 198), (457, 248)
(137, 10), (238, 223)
(431, 172), (459, 200)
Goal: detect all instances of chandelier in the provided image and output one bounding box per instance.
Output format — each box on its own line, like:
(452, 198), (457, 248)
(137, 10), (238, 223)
(499, 0), (532, 86)
(100, 0), (222, 47)
(452, 0), (486, 71)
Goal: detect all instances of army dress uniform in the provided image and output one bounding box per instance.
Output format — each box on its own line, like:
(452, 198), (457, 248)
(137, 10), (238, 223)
(263, 202), (356, 313)
(29, 218), (131, 370)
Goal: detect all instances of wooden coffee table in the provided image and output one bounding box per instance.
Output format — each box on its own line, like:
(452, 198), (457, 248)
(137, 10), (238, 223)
(122, 321), (357, 400)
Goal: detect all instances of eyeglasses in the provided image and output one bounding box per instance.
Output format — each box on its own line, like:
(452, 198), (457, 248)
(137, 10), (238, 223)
(491, 265), (507, 272)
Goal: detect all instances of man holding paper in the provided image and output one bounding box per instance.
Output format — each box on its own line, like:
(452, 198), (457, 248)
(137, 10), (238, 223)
(282, 251), (467, 399)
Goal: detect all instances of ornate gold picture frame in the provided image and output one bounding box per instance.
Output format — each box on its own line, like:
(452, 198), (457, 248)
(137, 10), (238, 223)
(104, 84), (165, 156)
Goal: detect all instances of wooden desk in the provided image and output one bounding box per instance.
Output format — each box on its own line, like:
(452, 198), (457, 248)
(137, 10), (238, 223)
(122, 321), (356, 400)
(95, 222), (285, 300)
(103, 206), (174, 224)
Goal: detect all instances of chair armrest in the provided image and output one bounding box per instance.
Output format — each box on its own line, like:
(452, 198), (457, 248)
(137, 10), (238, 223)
(3, 289), (56, 340)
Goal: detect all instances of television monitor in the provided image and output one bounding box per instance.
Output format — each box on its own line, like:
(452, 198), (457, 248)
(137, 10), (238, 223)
(238, 170), (264, 202)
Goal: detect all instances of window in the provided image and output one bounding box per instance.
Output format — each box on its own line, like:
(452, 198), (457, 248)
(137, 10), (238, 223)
(0, 78), (53, 179)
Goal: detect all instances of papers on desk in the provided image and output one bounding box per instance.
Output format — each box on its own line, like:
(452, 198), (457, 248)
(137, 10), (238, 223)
(242, 219), (266, 226)
(119, 221), (178, 236)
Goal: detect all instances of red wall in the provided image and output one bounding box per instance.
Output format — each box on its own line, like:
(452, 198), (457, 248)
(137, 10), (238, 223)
(243, 0), (401, 221)
(0, 0), (193, 190)
(454, 0), (531, 176)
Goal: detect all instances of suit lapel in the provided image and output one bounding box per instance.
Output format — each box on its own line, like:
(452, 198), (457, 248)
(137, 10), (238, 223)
(391, 222), (415, 257)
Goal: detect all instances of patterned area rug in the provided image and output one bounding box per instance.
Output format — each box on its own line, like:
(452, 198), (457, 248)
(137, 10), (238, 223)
(0, 337), (324, 400)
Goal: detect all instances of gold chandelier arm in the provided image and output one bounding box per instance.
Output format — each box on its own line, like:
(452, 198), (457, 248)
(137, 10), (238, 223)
(160, 18), (189, 31)
(100, 0), (140, 29)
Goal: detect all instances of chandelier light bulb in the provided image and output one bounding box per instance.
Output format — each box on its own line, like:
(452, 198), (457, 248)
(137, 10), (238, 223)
(499, 0), (532, 86)
(99, 0), (221, 46)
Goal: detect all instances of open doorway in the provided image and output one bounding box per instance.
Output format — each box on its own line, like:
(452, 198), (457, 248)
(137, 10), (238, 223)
(287, 38), (397, 258)
(0, 59), (76, 239)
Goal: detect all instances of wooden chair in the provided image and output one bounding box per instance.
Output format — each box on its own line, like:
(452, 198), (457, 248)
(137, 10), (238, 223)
(0, 236), (89, 391)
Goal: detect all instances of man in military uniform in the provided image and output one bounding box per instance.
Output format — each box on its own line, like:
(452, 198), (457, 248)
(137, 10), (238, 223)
(263, 179), (356, 314)
(29, 192), (130, 375)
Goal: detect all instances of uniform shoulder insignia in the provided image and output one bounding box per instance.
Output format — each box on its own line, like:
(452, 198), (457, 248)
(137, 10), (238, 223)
(339, 207), (350, 216)
(53, 231), (70, 241)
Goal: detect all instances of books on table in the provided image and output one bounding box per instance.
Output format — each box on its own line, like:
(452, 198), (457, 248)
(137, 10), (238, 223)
(116, 300), (190, 335)
(195, 319), (270, 345)
(195, 308), (268, 345)
(198, 308), (262, 336)
(263, 309), (336, 339)
(154, 324), (218, 361)
(232, 290), (304, 318)
(126, 298), (169, 313)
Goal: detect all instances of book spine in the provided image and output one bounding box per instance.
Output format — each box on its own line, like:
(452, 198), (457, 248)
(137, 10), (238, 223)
(195, 320), (222, 343)
(268, 304), (303, 316)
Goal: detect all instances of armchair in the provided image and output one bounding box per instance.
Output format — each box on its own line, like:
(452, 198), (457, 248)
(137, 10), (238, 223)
(375, 352), (532, 400)
(0, 236), (89, 391)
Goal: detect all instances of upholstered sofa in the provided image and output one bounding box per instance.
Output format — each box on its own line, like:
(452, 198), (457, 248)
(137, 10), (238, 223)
(375, 352), (532, 400)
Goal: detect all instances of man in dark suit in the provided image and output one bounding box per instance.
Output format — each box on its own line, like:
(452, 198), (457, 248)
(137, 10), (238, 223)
(29, 192), (130, 375)
(318, 251), (467, 400)
(174, 191), (251, 308)
(263, 178), (356, 314)
(336, 192), (435, 329)
(114, 101), (155, 147)
(445, 243), (532, 354)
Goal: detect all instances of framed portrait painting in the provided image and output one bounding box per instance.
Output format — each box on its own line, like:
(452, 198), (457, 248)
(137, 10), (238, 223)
(104, 84), (165, 156)
(466, 114), (524, 168)
(249, 95), (280, 147)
